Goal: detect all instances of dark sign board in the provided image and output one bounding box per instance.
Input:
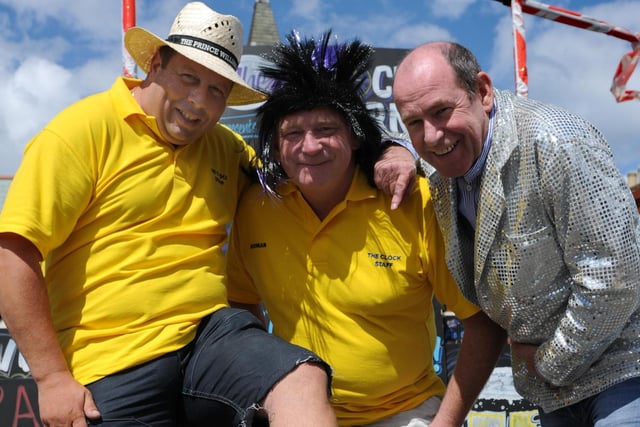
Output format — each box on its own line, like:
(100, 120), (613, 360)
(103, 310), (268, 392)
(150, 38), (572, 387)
(1, 329), (41, 427)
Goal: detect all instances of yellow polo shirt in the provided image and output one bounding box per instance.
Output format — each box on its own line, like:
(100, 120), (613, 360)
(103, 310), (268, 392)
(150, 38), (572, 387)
(226, 170), (479, 426)
(0, 77), (253, 384)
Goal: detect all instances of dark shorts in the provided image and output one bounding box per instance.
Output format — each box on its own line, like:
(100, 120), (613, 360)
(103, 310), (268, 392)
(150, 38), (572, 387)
(86, 308), (330, 426)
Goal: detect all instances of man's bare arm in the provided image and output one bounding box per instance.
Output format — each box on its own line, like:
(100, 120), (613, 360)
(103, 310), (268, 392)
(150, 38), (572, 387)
(431, 311), (507, 426)
(0, 233), (100, 426)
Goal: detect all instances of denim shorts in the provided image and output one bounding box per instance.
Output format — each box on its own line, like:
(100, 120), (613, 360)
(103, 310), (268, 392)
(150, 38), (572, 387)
(86, 308), (330, 426)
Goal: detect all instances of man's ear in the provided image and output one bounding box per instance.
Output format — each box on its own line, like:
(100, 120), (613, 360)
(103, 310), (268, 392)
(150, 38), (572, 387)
(351, 134), (362, 151)
(477, 71), (494, 113)
(147, 50), (163, 77)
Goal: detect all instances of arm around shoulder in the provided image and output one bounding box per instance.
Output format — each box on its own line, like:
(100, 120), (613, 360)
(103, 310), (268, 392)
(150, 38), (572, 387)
(374, 142), (418, 210)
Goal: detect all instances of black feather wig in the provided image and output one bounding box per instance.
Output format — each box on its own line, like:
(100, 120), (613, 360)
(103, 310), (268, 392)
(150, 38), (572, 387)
(256, 30), (383, 195)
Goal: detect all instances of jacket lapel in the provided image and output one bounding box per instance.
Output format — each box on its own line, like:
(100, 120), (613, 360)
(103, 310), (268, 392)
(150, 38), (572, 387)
(429, 175), (478, 304)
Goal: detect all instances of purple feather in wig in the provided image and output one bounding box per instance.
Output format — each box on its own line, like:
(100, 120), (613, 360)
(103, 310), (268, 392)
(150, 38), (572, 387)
(311, 43), (342, 70)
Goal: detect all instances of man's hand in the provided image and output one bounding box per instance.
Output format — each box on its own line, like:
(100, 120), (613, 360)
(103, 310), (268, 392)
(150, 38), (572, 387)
(37, 371), (100, 427)
(374, 144), (417, 209)
(510, 341), (543, 380)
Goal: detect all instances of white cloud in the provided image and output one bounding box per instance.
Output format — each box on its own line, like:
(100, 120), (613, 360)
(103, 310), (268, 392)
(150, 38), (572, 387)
(488, 0), (640, 174)
(328, 11), (451, 49)
(390, 24), (453, 49)
(0, 0), (130, 174)
(429, 0), (478, 19)
(289, 0), (322, 18)
(1, 0), (122, 43)
(0, 57), (79, 173)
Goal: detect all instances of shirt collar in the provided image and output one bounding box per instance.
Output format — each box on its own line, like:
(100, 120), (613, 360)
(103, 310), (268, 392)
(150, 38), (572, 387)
(460, 100), (496, 185)
(277, 167), (375, 202)
(113, 76), (164, 140)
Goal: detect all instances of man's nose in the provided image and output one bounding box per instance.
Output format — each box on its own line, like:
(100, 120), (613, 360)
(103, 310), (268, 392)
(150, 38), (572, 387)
(423, 121), (444, 146)
(301, 132), (323, 154)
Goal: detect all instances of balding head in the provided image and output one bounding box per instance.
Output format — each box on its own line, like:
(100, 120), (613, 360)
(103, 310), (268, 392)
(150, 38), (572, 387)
(395, 41), (483, 98)
(392, 41), (494, 178)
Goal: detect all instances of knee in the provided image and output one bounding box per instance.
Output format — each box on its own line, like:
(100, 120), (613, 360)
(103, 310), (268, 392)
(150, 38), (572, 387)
(265, 361), (332, 404)
(261, 361), (337, 426)
(287, 361), (331, 391)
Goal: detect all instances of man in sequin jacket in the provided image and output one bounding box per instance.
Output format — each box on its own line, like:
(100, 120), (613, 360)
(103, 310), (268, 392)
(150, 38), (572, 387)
(392, 41), (640, 426)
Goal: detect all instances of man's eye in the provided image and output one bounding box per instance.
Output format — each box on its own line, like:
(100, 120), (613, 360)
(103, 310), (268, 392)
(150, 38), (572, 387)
(317, 127), (336, 136)
(435, 107), (452, 116)
(209, 86), (225, 98)
(180, 73), (198, 83)
(283, 131), (303, 140)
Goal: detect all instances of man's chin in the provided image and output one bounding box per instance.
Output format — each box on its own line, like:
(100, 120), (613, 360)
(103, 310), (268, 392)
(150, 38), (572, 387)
(431, 162), (466, 179)
(164, 130), (204, 146)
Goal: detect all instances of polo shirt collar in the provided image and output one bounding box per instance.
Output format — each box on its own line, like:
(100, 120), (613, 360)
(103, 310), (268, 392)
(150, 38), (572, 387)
(276, 166), (375, 202)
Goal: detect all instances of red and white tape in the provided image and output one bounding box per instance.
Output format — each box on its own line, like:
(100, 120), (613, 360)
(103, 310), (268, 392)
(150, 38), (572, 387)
(502, 0), (640, 102)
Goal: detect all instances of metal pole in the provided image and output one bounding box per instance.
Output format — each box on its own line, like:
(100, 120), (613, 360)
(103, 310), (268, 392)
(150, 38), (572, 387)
(511, 0), (528, 97)
(122, 0), (137, 78)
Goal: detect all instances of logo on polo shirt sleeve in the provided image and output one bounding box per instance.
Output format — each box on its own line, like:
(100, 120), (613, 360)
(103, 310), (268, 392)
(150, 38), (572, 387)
(210, 168), (228, 185)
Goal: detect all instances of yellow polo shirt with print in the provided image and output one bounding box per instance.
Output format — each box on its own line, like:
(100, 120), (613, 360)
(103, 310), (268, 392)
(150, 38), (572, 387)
(226, 170), (480, 426)
(0, 77), (253, 385)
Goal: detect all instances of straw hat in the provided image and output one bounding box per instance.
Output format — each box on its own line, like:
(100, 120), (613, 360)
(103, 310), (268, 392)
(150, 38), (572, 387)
(124, 2), (266, 106)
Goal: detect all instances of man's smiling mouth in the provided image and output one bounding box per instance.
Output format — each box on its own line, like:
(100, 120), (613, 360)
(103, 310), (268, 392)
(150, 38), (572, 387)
(434, 142), (457, 156)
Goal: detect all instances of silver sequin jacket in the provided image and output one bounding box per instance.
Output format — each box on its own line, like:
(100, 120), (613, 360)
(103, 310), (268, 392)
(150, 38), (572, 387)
(426, 89), (640, 412)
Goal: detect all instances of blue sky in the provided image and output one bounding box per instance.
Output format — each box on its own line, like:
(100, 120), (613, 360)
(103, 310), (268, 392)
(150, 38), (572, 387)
(0, 0), (639, 177)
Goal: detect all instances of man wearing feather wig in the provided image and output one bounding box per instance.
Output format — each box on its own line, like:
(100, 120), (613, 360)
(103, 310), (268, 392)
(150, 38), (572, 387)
(226, 30), (505, 427)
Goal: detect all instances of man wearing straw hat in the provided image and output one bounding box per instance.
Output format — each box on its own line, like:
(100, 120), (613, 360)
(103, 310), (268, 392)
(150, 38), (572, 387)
(0, 3), (339, 426)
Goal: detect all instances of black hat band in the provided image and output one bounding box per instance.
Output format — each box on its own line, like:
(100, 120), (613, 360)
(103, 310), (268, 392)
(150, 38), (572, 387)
(166, 34), (239, 69)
